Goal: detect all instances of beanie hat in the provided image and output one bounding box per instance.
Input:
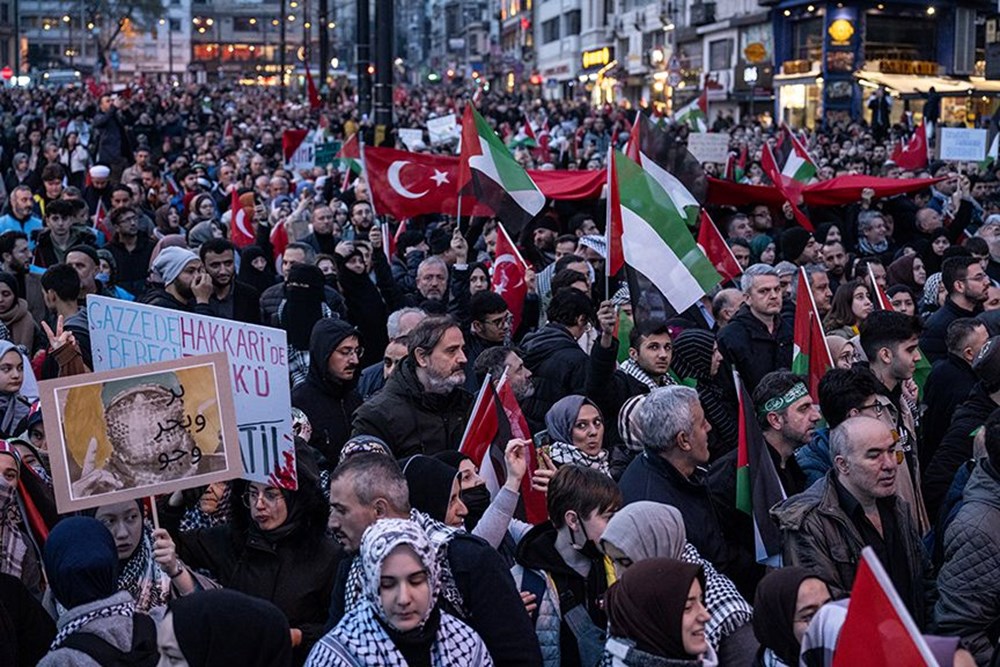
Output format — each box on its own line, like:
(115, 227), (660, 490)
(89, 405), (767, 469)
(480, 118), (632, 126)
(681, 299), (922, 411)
(153, 246), (199, 286)
(781, 227), (812, 262)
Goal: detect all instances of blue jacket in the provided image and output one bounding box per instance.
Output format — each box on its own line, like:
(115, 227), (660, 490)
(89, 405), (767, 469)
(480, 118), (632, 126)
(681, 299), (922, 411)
(796, 427), (832, 488)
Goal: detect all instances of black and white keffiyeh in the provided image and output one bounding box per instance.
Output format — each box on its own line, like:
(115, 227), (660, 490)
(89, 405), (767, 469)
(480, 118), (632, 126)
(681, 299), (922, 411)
(618, 359), (674, 392)
(548, 440), (611, 476)
(51, 596), (136, 649)
(306, 518), (492, 667)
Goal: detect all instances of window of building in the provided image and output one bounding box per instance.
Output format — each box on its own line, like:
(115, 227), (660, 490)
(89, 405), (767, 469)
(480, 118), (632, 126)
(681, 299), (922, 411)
(564, 10), (580, 36)
(865, 14), (936, 62)
(0, 4), (8, 24)
(791, 17), (823, 62)
(708, 38), (732, 70)
(169, 18), (181, 31)
(233, 17), (259, 32)
(542, 17), (559, 43)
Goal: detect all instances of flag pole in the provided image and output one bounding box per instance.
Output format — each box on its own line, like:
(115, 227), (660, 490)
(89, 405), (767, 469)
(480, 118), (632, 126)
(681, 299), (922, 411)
(604, 145), (613, 301)
(358, 135), (379, 222)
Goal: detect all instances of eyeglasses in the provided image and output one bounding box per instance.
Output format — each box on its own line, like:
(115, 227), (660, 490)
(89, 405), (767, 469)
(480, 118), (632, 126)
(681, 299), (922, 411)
(483, 313), (513, 328)
(857, 402), (885, 416)
(242, 488), (284, 507)
(334, 346), (364, 359)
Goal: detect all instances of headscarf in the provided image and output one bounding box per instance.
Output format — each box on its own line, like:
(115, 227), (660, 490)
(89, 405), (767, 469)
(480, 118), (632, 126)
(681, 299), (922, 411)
(545, 395), (610, 474)
(402, 456), (460, 525)
(0, 446), (27, 579)
(605, 558), (706, 659)
(918, 228), (949, 275)
(43, 516), (118, 610)
(750, 234), (775, 265)
(799, 599), (849, 667)
(0, 341), (35, 437)
(279, 264), (327, 350)
(671, 329), (738, 450)
(111, 501), (170, 612)
(362, 518), (440, 627)
(599, 501), (685, 561)
(238, 245), (277, 295)
(187, 193), (218, 226)
(617, 395), (646, 453)
(753, 567), (819, 665)
(886, 254), (920, 291)
(170, 589), (293, 667)
(921, 272), (943, 310)
(152, 246), (199, 287)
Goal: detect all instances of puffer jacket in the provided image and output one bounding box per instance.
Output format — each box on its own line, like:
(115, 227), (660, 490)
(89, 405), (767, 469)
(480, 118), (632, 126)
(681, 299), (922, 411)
(934, 459), (1000, 664)
(351, 356), (472, 458)
(796, 427), (832, 487)
(511, 564), (562, 667)
(771, 471), (930, 627)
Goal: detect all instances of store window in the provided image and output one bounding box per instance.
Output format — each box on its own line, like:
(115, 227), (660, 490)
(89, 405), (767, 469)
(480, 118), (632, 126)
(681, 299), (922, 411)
(865, 14), (935, 62)
(791, 17), (823, 62)
(542, 18), (559, 43)
(233, 17), (259, 32)
(565, 10), (580, 36)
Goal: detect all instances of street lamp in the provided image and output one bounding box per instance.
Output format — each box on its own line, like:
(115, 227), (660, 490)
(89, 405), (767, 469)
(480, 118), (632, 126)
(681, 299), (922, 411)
(159, 17), (174, 79)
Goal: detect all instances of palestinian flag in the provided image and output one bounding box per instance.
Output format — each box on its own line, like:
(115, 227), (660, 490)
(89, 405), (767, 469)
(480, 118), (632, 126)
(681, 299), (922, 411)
(697, 210), (742, 284)
(458, 105), (545, 236)
(791, 268), (833, 402)
(615, 308), (634, 364)
(336, 133), (364, 189)
(674, 88), (708, 132)
(761, 142), (814, 232)
(607, 150), (720, 315)
(724, 143), (748, 182)
(832, 548), (937, 666)
(624, 112), (700, 227)
(774, 124), (818, 189)
(734, 372), (786, 566)
(982, 131), (999, 172)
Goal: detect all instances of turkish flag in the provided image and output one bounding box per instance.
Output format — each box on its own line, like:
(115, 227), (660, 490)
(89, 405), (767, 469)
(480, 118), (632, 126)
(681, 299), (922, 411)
(832, 548), (936, 666)
(492, 223), (528, 331)
(697, 210), (742, 283)
(305, 68), (321, 111)
(365, 146), (461, 219)
(230, 189), (255, 248)
(496, 372), (547, 524)
(891, 124), (928, 171)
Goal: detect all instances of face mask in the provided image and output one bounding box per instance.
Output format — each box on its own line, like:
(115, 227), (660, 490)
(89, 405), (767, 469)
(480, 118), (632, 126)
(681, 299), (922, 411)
(95, 272), (110, 284)
(460, 484), (491, 531)
(568, 516), (604, 561)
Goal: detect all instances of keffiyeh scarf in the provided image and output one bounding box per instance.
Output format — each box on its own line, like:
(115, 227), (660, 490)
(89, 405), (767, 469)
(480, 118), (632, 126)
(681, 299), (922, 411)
(549, 440), (611, 476)
(619, 359), (673, 392)
(0, 481), (27, 579)
(51, 596), (136, 649)
(117, 522), (170, 612)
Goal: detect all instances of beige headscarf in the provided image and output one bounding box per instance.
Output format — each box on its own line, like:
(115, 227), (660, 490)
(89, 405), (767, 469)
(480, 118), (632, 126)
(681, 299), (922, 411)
(599, 501), (686, 561)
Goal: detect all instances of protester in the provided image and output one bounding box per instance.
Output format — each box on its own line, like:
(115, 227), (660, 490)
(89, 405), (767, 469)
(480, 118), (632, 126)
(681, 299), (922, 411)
(544, 395), (610, 475)
(752, 568), (831, 667)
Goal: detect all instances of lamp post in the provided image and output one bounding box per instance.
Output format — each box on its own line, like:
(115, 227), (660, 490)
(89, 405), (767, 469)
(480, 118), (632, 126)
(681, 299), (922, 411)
(159, 18), (174, 79)
(63, 15), (73, 66)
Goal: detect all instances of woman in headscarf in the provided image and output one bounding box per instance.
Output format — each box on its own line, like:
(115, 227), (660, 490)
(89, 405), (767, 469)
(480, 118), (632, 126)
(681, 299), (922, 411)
(335, 238), (402, 367)
(154, 203), (184, 239)
(157, 589), (293, 667)
(751, 568), (831, 667)
(886, 254), (926, 303)
(91, 499), (216, 612)
(239, 245), (278, 295)
(39, 517), (159, 667)
(0, 341), (37, 438)
(163, 446), (340, 665)
(798, 599), (849, 667)
(306, 517), (493, 666)
(825, 336), (857, 370)
(918, 227), (950, 276)
(603, 558), (717, 666)
(0, 274), (43, 355)
(401, 455), (468, 529)
(600, 502), (753, 660)
(920, 272), (946, 318)
(186, 193), (226, 250)
(0, 440), (57, 597)
(670, 329), (738, 461)
(278, 264), (336, 388)
(749, 235), (776, 265)
(545, 395), (610, 475)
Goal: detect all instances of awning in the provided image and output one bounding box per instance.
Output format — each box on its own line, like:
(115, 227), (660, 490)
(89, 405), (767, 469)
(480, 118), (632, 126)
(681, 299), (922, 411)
(855, 70), (1000, 98)
(773, 66), (821, 87)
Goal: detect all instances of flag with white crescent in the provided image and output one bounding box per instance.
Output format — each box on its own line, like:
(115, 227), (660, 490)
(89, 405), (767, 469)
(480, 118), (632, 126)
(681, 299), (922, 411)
(491, 224), (528, 332)
(230, 188), (255, 248)
(364, 147), (459, 219)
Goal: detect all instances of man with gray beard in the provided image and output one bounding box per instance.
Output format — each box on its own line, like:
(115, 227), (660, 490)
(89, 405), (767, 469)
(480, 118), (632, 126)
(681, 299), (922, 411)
(351, 315), (473, 458)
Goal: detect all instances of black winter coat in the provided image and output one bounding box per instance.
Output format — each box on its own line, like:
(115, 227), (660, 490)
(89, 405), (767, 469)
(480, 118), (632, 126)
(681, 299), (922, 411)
(520, 323), (589, 432)
(351, 356), (472, 458)
(138, 287), (214, 315)
(921, 354), (977, 468)
(292, 318), (363, 466)
(259, 281), (347, 326)
(923, 383), (999, 522)
(717, 306), (793, 389)
(921, 298), (981, 365)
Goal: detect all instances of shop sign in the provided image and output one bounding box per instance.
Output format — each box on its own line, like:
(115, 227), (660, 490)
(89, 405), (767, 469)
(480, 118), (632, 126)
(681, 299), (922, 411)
(582, 46), (614, 69)
(782, 60), (813, 75)
(744, 42), (767, 63)
(877, 60), (938, 76)
(827, 19), (854, 45)
(542, 64), (570, 76)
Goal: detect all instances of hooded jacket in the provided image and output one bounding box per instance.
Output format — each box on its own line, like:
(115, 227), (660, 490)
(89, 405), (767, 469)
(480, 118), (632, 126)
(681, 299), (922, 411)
(923, 383), (999, 521)
(716, 305), (793, 390)
(292, 319), (363, 466)
(934, 459), (1000, 664)
(351, 356), (472, 459)
(520, 323), (590, 432)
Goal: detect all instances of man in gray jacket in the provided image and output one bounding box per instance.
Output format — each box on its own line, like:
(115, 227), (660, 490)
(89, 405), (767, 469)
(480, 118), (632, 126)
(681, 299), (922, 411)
(935, 408), (1000, 663)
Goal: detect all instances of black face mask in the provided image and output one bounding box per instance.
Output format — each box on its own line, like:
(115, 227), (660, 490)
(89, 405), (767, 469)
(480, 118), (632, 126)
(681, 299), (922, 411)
(461, 484), (491, 531)
(569, 520), (604, 561)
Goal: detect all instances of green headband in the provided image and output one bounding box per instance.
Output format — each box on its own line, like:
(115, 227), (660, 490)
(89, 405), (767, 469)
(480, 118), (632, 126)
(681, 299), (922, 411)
(758, 382), (809, 416)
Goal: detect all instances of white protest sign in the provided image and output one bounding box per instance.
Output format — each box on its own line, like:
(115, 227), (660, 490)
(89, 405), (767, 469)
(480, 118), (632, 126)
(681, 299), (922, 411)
(686, 133), (731, 165)
(398, 128), (425, 150)
(86, 295), (298, 489)
(427, 114), (459, 145)
(939, 128), (988, 162)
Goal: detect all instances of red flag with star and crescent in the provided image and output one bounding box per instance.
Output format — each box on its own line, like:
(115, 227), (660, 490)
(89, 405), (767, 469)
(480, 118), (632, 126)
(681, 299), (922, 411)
(492, 223), (528, 331)
(230, 188), (255, 248)
(891, 124), (928, 172)
(364, 147), (458, 219)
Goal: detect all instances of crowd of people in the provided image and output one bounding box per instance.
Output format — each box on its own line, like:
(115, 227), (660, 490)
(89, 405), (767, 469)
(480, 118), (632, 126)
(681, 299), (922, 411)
(0, 77), (997, 666)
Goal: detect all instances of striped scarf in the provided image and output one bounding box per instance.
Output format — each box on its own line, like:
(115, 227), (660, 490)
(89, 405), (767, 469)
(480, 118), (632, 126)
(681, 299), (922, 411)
(619, 359), (674, 392)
